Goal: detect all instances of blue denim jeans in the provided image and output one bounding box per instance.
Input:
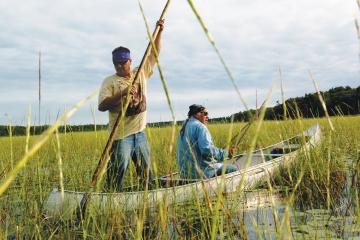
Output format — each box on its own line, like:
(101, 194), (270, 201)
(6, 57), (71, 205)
(203, 164), (238, 178)
(106, 131), (152, 191)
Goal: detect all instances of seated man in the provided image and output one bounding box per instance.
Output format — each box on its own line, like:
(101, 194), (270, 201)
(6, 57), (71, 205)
(176, 104), (238, 179)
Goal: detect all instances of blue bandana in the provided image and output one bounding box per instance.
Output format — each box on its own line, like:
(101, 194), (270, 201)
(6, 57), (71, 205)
(112, 51), (130, 62)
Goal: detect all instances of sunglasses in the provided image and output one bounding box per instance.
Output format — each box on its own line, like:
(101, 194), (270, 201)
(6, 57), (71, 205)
(114, 60), (129, 65)
(199, 111), (208, 116)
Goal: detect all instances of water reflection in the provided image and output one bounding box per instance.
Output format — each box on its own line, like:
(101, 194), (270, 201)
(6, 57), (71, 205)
(168, 189), (360, 239)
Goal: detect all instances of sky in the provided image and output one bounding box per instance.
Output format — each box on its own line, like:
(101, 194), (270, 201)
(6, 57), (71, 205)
(0, 0), (359, 126)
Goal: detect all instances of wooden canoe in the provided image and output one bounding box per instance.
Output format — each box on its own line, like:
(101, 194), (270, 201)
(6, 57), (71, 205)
(43, 124), (321, 219)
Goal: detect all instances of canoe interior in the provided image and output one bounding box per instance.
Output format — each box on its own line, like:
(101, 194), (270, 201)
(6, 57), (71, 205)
(141, 134), (313, 189)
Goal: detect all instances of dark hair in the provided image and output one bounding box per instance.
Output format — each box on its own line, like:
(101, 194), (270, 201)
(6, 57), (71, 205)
(180, 104), (206, 138)
(112, 46), (130, 64)
(187, 104), (205, 117)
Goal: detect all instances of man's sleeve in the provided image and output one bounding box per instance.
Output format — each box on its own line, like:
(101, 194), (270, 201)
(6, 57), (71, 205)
(134, 59), (153, 82)
(197, 126), (228, 162)
(98, 79), (113, 107)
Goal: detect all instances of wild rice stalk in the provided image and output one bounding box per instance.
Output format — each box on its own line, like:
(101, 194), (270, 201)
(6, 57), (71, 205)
(279, 66), (287, 120)
(293, 101), (317, 181)
(64, 104), (67, 135)
(187, 0), (249, 111)
(210, 187), (225, 239)
(90, 104), (97, 140)
(248, 213), (263, 238)
(7, 120), (13, 170)
(225, 115), (235, 149)
(138, 0), (177, 154)
(260, 160), (281, 237)
(218, 86), (275, 237)
(55, 129), (65, 202)
(136, 7), (174, 229)
(355, 19), (360, 39)
(238, 84), (274, 189)
(354, 150), (360, 223)
(309, 70), (334, 131)
(38, 51), (41, 127)
(35, 224), (41, 239)
(256, 89), (259, 120)
(355, 14), (360, 67)
(25, 106), (31, 154)
(326, 131), (332, 211)
(280, 163), (306, 237)
(36, 155), (43, 203)
(0, 90), (98, 196)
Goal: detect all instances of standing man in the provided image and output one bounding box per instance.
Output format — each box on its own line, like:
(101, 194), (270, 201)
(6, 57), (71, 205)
(177, 104), (238, 179)
(98, 20), (165, 191)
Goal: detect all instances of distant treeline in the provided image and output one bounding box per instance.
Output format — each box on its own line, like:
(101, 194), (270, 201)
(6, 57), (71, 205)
(211, 85), (360, 122)
(1, 85), (359, 136)
(0, 124), (108, 137)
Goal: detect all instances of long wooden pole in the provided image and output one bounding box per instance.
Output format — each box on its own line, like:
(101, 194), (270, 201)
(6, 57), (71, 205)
(76, 0), (171, 221)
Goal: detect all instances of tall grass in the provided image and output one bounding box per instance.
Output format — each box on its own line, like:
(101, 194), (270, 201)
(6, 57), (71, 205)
(0, 90), (98, 197)
(0, 117), (359, 238)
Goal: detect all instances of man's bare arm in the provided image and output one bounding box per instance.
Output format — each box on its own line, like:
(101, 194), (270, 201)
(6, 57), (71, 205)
(148, 20), (164, 68)
(98, 85), (137, 112)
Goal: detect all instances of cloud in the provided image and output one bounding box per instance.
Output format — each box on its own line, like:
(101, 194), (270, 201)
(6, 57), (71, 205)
(0, 0), (358, 125)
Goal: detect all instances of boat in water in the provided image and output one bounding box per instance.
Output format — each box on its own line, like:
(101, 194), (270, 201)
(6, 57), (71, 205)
(43, 124), (321, 219)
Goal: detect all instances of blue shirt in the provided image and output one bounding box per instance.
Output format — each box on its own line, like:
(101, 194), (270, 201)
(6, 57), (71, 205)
(176, 117), (228, 179)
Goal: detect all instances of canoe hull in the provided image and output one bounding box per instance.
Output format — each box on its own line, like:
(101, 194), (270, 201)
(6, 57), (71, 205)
(43, 124), (321, 218)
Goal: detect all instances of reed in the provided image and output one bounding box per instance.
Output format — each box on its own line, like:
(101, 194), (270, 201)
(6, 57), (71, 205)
(38, 51), (41, 127)
(0, 117), (359, 238)
(309, 70), (334, 131)
(0, 90), (98, 197)
(279, 67), (287, 120)
(186, 0), (248, 111)
(138, 0), (177, 155)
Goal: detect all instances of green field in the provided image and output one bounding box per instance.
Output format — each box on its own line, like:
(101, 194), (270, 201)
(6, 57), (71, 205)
(0, 116), (359, 238)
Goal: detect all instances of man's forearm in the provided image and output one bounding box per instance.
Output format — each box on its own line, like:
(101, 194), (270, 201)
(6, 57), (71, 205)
(149, 26), (163, 67)
(98, 87), (129, 111)
(154, 30), (162, 55)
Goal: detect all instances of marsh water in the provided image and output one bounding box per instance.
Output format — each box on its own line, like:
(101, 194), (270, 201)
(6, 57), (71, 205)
(166, 159), (360, 240)
(162, 189), (359, 239)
